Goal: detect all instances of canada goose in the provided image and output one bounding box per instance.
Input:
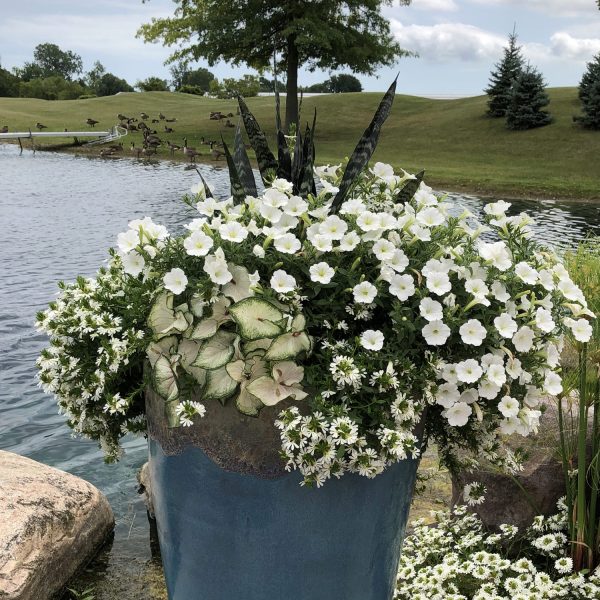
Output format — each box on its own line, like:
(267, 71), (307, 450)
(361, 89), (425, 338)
(130, 142), (142, 158)
(167, 141), (181, 156)
(36, 122), (47, 130)
(224, 119), (234, 128)
(142, 145), (157, 157)
(144, 131), (162, 147)
(100, 148), (115, 157)
(108, 142), (123, 152)
(1, 125), (8, 133)
(209, 111), (225, 120)
(164, 125), (174, 134)
(159, 112), (166, 120)
(183, 137), (199, 162)
(151, 118), (160, 123)
(117, 113), (128, 122)
(140, 112), (149, 120)
(210, 142), (225, 161)
(226, 112), (234, 118)
(137, 122), (149, 131)
(165, 117), (177, 123)
(86, 118), (99, 127)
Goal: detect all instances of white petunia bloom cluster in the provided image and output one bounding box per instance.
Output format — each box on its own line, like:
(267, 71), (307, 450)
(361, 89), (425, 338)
(394, 499), (600, 599)
(36, 163), (593, 485)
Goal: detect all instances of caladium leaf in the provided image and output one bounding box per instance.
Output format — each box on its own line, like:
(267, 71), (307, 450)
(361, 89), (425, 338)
(237, 95), (277, 183)
(189, 294), (206, 318)
(193, 330), (237, 370)
(178, 338), (201, 369)
(264, 331), (311, 361)
(395, 170), (425, 204)
(228, 297), (284, 340)
(188, 318), (219, 341)
(233, 121), (258, 197)
(330, 77), (398, 213)
(235, 388), (263, 416)
(204, 366), (238, 401)
(148, 292), (175, 338)
(153, 355), (179, 403)
(146, 336), (178, 368)
(222, 137), (246, 204)
(222, 265), (253, 303)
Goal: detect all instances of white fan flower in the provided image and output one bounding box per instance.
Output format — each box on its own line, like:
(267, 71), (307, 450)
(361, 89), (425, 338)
(422, 320), (451, 346)
(360, 329), (385, 351)
(163, 268), (188, 295)
(309, 262), (335, 284)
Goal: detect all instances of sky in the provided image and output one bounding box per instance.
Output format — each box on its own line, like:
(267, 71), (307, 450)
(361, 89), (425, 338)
(0, 0), (599, 96)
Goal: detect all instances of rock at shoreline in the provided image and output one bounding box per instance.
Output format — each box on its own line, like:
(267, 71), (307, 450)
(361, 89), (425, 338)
(0, 450), (114, 600)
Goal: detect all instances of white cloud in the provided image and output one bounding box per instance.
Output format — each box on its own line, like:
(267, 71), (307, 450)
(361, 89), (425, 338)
(391, 20), (506, 61)
(549, 32), (600, 61)
(411, 0), (459, 12)
(468, 0), (597, 17)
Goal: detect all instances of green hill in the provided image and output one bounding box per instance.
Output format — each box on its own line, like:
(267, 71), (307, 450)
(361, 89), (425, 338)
(1, 88), (598, 200)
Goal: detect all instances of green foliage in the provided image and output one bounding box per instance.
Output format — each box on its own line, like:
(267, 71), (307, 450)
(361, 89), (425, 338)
(177, 84), (205, 95)
(0, 66), (20, 97)
(15, 43), (83, 81)
(170, 64), (215, 92)
(209, 75), (260, 99)
(137, 0), (412, 126)
(485, 31), (525, 118)
(136, 76), (169, 92)
(259, 76), (286, 93)
(305, 74), (363, 93)
(84, 61), (106, 90)
(96, 73), (134, 97)
(574, 53), (600, 130)
(19, 76), (86, 100)
(67, 587), (95, 600)
(505, 66), (552, 131)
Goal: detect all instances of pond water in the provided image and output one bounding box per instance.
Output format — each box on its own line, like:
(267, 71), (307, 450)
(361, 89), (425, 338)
(1, 143), (600, 595)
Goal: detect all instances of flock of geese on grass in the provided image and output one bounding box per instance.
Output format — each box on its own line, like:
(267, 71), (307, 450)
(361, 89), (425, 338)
(1, 108), (240, 161)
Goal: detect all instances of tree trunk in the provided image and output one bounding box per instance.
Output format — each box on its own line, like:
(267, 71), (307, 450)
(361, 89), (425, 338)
(285, 35), (299, 132)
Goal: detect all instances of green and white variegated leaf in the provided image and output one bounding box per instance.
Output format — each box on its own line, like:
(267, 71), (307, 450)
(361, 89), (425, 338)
(264, 331), (311, 362)
(153, 355), (179, 403)
(222, 265), (253, 303)
(242, 338), (272, 357)
(233, 120), (258, 197)
(237, 95), (277, 183)
(246, 376), (299, 406)
(225, 359), (245, 382)
(193, 330), (237, 370)
(228, 297), (284, 341)
(189, 294), (206, 318)
(188, 318), (219, 341)
(222, 137), (246, 205)
(290, 313), (306, 332)
(179, 335), (207, 387)
(330, 78), (397, 213)
(204, 366), (238, 401)
(146, 335), (178, 368)
(235, 388), (263, 417)
(148, 292), (175, 338)
(395, 170), (425, 204)
(164, 400), (181, 428)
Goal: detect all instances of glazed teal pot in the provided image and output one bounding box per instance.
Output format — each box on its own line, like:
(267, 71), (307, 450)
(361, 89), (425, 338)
(146, 389), (420, 600)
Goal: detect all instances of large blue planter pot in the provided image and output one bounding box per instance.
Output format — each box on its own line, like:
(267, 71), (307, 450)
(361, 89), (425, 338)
(147, 390), (420, 600)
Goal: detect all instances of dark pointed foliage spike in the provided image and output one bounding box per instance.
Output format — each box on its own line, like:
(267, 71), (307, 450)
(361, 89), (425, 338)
(194, 167), (214, 198)
(221, 137), (246, 204)
(237, 95), (277, 183)
(291, 129), (304, 189)
(276, 130), (292, 180)
(233, 121), (257, 197)
(298, 123), (316, 199)
(330, 78), (398, 213)
(395, 170), (425, 204)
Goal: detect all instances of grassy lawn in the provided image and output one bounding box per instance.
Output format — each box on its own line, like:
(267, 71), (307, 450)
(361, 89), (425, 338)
(1, 88), (599, 199)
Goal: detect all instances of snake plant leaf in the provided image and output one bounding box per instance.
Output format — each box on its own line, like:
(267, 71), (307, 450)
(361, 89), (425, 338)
(233, 121), (258, 197)
(192, 330), (237, 370)
(274, 87), (292, 181)
(264, 331), (311, 362)
(237, 95), (277, 183)
(221, 137), (246, 204)
(204, 366), (238, 402)
(330, 78), (398, 213)
(298, 119), (317, 199)
(395, 170), (425, 204)
(193, 168), (214, 199)
(228, 297), (285, 340)
(291, 128), (304, 191)
(153, 355), (179, 403)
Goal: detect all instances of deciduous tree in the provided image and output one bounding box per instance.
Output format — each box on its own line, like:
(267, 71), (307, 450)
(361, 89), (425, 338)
(16, 43), (83, 81)
(138, 0), (412, 129)
(136, 76), (169, 92)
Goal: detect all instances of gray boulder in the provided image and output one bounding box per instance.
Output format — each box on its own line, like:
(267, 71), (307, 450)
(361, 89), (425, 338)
(0, 450), (114, 600)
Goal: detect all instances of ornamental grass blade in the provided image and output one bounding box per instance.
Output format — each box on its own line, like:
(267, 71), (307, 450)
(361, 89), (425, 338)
(194, 168), (214, 198)
(221, 137), (246, 204)
(330, 78), (397, 213)
(395, 170), (425, 204)
(233, 121), (257, 197)
(237, 95), (277, 183)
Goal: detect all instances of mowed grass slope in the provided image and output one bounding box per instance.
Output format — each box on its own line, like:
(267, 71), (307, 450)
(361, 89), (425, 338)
(1, 88), (599, 199)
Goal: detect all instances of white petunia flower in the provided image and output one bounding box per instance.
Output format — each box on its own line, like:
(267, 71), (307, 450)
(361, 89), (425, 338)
(535, 307), (555, 333)
(372, 239), (396, 261)
(163, 268), (188, 294)
(263, 187), (289, 207)
(456, 359), (483, 384)
(219, 221), (248, 243)
(494, 313), (518, 338)
(491, 281), (510, 302)
(419, 297), (444, 322)
(372, 162), (394, 179)
(283, 195), (308, 216)
(544, 371), (562, 395)
(478, 378), (501, 400)
(486, 363), (506, 387)
(309, 262), (335, 284)
(436, 383), (460, 408)
(252, 244), (265, 258)
(389, 274), (415, 301)
(353, 281), (377, 304)
(338, 231), (361, 251)
(274, 233), (301, 254)
(121, 251), (145, 276)
(422, 320), (451, 346)
(512, 326), (535, 353)
(483, 200), (511, 216)
(465, 279), (489, 300)
(478, 241), (512, 271)
(356, 211), (381, 232)
(445, 402), (472, 427)
(498, 395), (520, 418)
(259, 203), (283, 223)
(270, 178), (293, 193)
(203, 253), (233, 285)
(387, 249), (409, 273)
(515, 262), (538, 285)
(339, 198), (366, 216)
(312, 234), (334, 253)
(184, 231), (214, 256)
(360, 329), (385, 351)
(459, 319), (487, 346)
(565, 317), (593, 342)
(319, 215), (348, 240)
(270, 269), (297, 293)
(117, 229), (140, 253)
(416, 206), (445, 227)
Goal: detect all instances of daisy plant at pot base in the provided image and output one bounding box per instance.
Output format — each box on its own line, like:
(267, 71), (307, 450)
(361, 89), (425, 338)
(35, 81), (595, 598)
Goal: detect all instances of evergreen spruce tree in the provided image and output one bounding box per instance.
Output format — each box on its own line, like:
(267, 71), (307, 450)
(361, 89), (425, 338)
(505, 65), (552, 131)
(574, 53), (600, 130)
(485, 30), (525, 117)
